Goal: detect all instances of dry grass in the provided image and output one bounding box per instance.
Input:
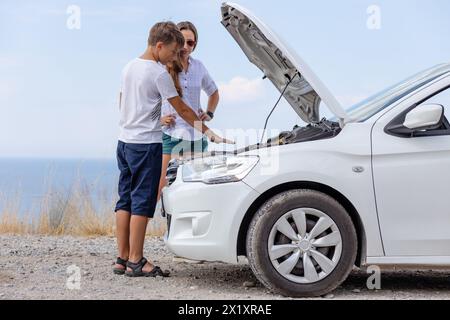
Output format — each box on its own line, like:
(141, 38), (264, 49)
(0, 176), (167, 237)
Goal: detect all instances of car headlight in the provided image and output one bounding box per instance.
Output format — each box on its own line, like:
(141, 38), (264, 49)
(182, 155), (259, 184)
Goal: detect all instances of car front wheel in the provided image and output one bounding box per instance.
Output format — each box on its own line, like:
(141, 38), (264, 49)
(246, 189), (357, 297)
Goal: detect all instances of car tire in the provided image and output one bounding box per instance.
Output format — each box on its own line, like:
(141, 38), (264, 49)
(246, 189), (357, 297)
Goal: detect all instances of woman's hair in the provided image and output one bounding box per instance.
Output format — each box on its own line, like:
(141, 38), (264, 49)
(177, 21), (198, 50)
(167, 52), (183, 97)
(165, 21), (198, 96)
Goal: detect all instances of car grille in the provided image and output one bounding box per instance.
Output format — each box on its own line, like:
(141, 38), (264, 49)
(166, 159), (180, 186)
(166, 214), (172, 236)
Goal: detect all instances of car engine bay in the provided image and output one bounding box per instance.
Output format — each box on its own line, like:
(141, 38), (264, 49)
(227, 118), (342, 155)
(165, 119), (341, 186)
(266, 118), (341, 146)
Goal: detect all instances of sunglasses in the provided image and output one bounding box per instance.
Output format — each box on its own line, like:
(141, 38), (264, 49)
(185, 40), (196, 47)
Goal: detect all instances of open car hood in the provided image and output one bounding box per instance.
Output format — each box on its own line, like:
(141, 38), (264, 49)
(221, 2), (348, 124)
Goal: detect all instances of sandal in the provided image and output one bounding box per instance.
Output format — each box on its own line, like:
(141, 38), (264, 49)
(113, 257), (128, 275)
(125, 257), (171, 278)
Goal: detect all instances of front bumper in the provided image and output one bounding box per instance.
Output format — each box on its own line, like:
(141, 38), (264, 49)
(162, 174), (260, 263)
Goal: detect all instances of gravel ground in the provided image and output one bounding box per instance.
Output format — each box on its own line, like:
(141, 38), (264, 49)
(1, 235), (450, 300)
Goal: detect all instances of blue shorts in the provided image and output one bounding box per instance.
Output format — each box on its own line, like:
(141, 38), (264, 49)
(114, 141), (162, 218)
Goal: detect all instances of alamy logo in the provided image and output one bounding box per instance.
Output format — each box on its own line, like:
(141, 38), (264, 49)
(66, 265), (81, 290)
(367, 5), (382, 30)
(66, 5), (81, 30)
(366, 265), (381, 290)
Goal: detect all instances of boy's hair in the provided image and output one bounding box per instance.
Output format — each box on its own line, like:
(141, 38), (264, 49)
(148, 22), (184, 48)
(177, 21), (198, 50)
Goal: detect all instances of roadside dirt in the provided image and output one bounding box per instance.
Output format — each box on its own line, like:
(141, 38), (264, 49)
(1, 235), (450, 300)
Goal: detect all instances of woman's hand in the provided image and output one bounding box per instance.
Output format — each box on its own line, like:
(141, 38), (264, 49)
(161, 115), (176, 127)
(198, 109), (212, 122)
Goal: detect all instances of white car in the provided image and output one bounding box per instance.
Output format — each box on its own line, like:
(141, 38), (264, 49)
(162, 2), (450, 297)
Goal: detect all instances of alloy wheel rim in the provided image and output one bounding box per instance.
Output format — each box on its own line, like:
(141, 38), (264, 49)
(268, 208), (342, 284)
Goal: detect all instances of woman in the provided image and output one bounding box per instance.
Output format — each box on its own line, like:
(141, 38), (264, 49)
(158, 21), (220, 195)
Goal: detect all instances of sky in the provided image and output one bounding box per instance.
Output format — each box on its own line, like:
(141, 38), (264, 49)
(1, 0), (449, 159)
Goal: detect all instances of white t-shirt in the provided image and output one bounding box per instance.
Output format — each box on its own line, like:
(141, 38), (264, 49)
(118, 58), (179, 144)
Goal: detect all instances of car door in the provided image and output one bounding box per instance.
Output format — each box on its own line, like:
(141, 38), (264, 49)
(371, 77), (450, 256)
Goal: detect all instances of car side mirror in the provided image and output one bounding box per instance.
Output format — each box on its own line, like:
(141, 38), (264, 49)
(403, 104), (444, 130)
(386, 103), (444, 137)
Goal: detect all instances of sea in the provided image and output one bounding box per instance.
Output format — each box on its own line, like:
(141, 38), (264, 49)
(0, 158), (119, 216)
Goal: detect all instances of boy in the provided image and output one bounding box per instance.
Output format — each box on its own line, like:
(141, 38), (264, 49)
(113, 22), (231, 277)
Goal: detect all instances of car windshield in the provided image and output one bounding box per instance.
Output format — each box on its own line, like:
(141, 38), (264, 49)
(335, 64), (450, 123)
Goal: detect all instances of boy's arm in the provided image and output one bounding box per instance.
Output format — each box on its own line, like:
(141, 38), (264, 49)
(167, 96), (233, 144)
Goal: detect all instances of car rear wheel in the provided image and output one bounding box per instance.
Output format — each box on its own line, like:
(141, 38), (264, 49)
(246, 189), (357, 297)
